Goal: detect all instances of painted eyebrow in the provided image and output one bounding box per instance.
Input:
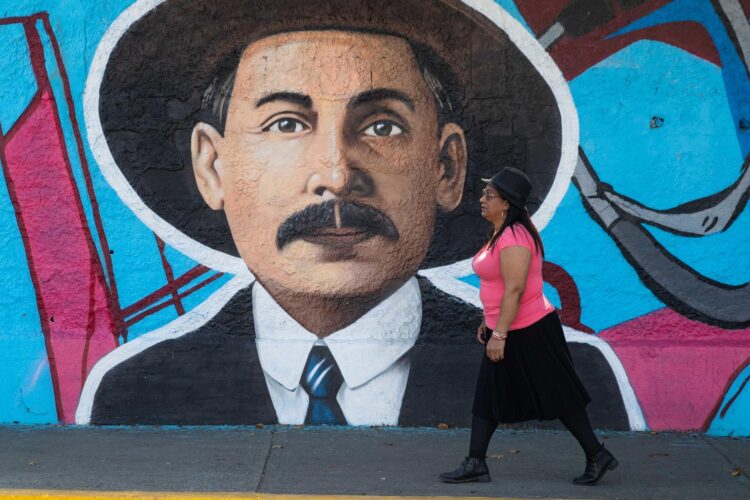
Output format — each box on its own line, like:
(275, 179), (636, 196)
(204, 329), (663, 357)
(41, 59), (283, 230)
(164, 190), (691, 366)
(350, 88), (416, 112)
(255, 92), (313, 109)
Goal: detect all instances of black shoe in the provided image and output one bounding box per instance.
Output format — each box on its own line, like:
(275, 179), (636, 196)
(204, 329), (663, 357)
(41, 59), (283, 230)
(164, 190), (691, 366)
(439, 457), (491, 483)
(573, 445), (619, 485)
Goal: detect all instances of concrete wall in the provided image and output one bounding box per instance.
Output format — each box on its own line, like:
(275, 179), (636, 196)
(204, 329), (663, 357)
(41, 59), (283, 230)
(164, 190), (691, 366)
(0, 0), (748, 435)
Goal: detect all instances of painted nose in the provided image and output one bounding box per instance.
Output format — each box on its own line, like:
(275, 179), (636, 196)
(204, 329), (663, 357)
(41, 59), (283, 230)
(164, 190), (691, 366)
(306, 131), (373, 199)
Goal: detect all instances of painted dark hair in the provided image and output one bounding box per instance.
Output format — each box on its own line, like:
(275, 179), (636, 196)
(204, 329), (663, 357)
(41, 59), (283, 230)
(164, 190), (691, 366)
(199, 31), (461, 135)
(488, 204), (545, 257)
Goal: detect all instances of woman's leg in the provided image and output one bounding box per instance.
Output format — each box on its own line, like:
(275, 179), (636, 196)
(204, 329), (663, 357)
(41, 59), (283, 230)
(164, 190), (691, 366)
(559, 407), (601, 459)
(469, 414), (499, 458)
(560, 407), (619, 485)
(439, 414), (496, 483)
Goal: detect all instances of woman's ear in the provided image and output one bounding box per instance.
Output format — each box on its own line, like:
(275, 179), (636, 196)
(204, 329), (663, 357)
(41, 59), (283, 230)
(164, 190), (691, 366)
(435, 122), (468, 211)
(501, 198), (510, 213)
(191, 122), (225, 210)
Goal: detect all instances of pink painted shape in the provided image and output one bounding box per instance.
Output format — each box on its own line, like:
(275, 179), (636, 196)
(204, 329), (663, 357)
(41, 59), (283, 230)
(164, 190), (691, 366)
(2, 89), (117, 423)
(600, 309), (750, 431)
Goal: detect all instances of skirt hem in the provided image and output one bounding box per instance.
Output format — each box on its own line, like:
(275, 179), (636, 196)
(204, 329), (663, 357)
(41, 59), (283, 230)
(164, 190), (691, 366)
(471, 311), (592, 423)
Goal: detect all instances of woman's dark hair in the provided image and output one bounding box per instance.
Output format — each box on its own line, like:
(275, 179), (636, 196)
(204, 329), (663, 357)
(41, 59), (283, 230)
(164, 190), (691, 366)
(488, 203), (544, 257)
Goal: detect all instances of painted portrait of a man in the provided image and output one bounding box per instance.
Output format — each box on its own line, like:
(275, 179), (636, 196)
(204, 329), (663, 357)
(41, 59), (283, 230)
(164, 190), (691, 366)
(76, 0), (640, 428)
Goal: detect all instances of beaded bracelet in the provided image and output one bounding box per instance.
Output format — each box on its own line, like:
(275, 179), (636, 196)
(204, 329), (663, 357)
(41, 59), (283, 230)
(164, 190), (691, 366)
(491, 330), (507, 340)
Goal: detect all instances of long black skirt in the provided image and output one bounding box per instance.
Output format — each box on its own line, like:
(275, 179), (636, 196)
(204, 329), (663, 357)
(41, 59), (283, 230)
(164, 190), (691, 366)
(472, 311), (591, 423)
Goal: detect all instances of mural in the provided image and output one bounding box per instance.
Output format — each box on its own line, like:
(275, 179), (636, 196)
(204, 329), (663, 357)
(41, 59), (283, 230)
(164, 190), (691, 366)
(0, 0), (747, 435)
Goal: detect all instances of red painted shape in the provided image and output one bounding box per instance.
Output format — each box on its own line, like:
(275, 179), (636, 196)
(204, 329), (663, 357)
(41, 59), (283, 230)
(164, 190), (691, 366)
(123, 271), (224, 328)
(551, 22), (721, 79)
(516, 0), (672, 38)
(121, 264), (210, 319)
(600, 309), (750, 431)
(155, 235), (186, 317)
(40, 14), (124, 337)
(719, 370), (749, 418)
(1, 88), (117, 422)
(0, 14), (44, 26)
(0, 17), (119, 422)
(514, 0), (568, 34)
(741, 0), (750, 16)
(513, 1), (721, 80)
(703, 355), (750, 428)
(632, 22), (721, 65)
(543, 261), (594, 333)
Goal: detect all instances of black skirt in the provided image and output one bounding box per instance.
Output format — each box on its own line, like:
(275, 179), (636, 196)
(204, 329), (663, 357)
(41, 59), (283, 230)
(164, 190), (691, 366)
(472, 311), (591, 423)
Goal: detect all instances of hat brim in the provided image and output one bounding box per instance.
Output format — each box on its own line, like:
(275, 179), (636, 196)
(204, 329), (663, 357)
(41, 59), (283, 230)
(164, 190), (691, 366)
(88, 0), (574, 272)
(480, 179), (527, 209)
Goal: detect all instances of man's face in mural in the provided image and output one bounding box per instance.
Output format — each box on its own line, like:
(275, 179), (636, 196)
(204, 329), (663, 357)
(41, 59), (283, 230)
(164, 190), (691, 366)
(192, 31), (467, 299)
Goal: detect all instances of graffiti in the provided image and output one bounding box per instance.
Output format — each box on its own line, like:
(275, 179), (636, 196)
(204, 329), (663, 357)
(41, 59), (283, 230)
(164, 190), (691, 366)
(0, 13), (118, 424)
(0, 0), (747, 434)
(75, 0), (633, 428)
(518, 0), (750, 328)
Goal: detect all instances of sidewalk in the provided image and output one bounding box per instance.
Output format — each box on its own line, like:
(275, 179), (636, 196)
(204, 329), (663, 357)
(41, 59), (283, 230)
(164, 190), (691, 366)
(0, 425), (748, 499)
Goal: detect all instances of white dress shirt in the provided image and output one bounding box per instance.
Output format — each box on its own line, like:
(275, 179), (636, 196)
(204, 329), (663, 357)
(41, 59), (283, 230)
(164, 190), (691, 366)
(253, 277), (422, 425)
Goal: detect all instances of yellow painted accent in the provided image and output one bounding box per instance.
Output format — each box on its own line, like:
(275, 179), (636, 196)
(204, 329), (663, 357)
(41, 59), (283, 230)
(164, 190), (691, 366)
(0, 490), (554, 500)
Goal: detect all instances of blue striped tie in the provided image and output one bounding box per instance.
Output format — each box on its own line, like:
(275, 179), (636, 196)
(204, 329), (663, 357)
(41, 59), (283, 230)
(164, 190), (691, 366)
(300, 345), (345, 425)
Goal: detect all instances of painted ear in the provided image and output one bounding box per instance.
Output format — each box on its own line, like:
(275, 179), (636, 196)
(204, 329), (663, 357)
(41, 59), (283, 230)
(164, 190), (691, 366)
(191, 122), (225, 210)
(436, 123), (468, 211)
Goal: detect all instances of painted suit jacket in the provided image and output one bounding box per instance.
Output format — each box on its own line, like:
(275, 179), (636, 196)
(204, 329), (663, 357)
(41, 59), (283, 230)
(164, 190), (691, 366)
(89, 277), (631, 429)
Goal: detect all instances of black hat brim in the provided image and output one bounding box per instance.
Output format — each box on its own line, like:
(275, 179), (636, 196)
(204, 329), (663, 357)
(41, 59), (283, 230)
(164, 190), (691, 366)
(481, 179), (526, 210)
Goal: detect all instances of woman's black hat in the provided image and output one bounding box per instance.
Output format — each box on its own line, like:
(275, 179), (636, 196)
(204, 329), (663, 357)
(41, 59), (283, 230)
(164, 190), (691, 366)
(482, 168), (533, 209)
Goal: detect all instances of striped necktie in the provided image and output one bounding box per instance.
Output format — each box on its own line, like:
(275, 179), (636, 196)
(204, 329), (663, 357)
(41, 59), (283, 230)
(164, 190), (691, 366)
(300, 345), (346, 425)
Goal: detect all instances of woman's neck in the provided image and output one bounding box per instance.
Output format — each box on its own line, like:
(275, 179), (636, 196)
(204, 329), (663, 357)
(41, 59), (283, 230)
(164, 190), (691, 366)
(493, 216), (507, 233)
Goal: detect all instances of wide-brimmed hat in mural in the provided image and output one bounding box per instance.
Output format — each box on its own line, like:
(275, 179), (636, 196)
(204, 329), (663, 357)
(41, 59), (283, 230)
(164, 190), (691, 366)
(86, 0), (577, 274)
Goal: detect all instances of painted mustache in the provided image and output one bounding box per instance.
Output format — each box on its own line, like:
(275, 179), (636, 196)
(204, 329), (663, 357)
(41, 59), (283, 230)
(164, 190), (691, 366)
(276, 200), (399, 250)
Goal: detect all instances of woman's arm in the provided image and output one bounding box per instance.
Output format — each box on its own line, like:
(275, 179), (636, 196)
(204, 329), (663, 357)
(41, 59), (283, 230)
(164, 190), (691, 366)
(496, 246), (532, 333)
(486, 246), (531, 362)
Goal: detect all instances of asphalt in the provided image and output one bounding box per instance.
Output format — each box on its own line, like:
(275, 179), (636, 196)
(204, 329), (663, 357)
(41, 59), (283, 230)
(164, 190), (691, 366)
(0, 425), (748, 499)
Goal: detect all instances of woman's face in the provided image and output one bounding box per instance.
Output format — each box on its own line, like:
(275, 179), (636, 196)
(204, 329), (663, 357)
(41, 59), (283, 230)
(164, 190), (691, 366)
(480, 184), (510, 223)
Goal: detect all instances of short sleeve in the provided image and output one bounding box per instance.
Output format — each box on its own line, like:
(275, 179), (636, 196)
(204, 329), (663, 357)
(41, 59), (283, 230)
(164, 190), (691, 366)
(497, 224), (535, 253)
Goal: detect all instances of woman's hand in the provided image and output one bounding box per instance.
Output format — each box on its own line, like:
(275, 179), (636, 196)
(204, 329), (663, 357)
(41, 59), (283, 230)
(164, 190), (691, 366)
(486, 337), (505, 362)
(476, 323), (486, 344)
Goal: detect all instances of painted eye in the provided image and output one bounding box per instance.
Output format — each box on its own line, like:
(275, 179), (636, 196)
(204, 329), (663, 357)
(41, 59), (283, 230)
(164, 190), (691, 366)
(265, 118), (308, 133)
(363, 120), (403, 137)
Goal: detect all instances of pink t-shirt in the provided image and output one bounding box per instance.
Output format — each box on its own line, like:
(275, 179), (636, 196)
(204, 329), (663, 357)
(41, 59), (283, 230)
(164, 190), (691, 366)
(471, 224), (554, 331)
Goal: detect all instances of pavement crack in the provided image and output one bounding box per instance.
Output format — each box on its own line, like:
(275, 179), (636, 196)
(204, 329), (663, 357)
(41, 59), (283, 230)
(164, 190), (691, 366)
(255, 430), (275, 492)
(700, 435), (750, 491)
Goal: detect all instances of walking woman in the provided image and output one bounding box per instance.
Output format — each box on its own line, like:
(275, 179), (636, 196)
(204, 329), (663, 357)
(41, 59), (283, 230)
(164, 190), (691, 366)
(439, 168), (618, 486)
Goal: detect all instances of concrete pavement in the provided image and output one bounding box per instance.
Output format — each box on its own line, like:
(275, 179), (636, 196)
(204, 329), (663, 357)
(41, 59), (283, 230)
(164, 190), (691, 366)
(0, 425), (748, 499)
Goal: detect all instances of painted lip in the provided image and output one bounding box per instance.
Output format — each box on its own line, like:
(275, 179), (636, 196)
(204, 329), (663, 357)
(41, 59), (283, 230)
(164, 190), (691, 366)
(302, 227), (374, 247)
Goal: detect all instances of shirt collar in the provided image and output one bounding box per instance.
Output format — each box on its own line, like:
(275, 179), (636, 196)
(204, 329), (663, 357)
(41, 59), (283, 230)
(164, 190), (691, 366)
(253, 277), (421, 391)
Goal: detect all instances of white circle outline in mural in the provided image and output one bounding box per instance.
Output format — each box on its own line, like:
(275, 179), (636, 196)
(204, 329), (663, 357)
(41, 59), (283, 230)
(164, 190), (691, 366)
(84, 0), (579, 276)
